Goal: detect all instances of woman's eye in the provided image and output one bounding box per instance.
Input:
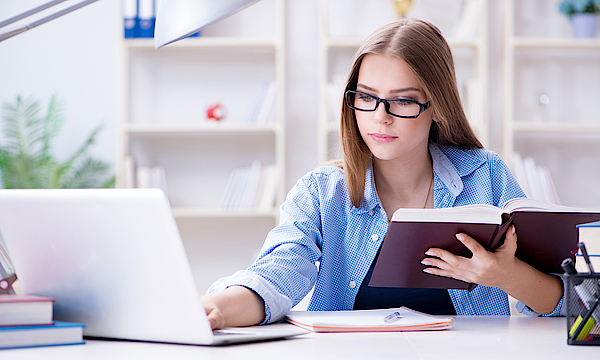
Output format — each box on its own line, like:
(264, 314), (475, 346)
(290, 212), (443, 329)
(359, 95), (375, 102)
(394, 99), (413, 106)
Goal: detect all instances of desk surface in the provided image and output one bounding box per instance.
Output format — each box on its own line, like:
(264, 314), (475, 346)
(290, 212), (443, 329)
(2, 316), (599, 360)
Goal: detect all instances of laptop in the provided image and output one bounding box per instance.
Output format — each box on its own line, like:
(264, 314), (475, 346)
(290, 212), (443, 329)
(0, 188), (308, 345)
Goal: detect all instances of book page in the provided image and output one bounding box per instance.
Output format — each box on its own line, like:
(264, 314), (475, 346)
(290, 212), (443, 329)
(391, 204), (501, 224)
(503, 197), (600, 214)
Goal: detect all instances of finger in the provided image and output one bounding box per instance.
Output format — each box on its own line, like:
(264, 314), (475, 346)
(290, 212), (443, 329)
(425, 247), (467, 268)
(422, 264), (472, 283)
(206, 308), (225, 330)
(455, 232), (486, 257)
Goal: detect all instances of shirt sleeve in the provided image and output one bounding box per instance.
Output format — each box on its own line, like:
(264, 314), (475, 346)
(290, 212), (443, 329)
(488, 151), (527, 207)
(207, 173), (324, 324)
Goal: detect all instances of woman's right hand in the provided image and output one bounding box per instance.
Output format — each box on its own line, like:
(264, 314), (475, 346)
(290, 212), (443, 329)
(201, 293), (227, 330)
(200, 286), (266, 330)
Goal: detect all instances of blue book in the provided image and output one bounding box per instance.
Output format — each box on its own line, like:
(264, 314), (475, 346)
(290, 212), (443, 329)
(0, 321), (85, 350)
(123, 0), (137, 38)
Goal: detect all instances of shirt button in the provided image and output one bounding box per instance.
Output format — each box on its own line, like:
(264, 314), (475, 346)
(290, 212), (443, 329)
(371, 234), (379, 241)
(349, 281), (357, 289)
(368, 210), (374, 215)
(380, 208), (385, 214)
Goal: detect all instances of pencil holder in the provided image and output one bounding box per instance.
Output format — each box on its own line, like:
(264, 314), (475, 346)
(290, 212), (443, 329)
(564, 273), (600, 345)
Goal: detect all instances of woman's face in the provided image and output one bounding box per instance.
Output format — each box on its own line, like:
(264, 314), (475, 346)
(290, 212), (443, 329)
(354, 54), (433, 162)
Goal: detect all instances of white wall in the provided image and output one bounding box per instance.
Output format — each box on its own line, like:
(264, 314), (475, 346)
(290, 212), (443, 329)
(0, 0), (121, 170)
(0, 0), (598, 207)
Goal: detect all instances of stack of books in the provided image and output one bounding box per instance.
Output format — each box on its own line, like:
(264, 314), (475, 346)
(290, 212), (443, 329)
(576, 220), (600, 273)
(0, 294), (85, 350)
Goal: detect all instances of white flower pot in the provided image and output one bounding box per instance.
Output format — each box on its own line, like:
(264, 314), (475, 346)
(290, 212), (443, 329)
(571, 13), (598, 38)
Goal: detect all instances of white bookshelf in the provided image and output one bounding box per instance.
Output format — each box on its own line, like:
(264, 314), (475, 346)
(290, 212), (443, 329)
(116, 0), (286, 293)
(117, 0), (286, 220)
(502, 0), (600, 207)
(317, 0), (489, 163)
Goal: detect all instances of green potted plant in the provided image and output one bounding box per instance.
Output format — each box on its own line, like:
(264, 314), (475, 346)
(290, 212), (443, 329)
(559, 0), (600, 38)
(0, 95), (114, 189)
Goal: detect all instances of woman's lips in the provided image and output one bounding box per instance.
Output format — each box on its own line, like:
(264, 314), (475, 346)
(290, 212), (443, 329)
(369, 133), (397, 143)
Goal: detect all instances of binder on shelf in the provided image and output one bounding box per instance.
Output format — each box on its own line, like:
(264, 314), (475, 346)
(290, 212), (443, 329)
(123, 0), (137, 38)
(138, 0), (155, 38)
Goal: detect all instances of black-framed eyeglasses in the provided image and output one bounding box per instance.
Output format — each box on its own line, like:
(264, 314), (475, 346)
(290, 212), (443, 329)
(345, 90), (431, 119)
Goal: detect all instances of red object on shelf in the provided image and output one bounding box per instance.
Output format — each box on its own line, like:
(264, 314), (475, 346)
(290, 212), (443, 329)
(206, 103), (226, 121)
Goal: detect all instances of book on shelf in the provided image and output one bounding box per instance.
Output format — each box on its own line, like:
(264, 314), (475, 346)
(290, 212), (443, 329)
(512, 153), (560, 205)
(0, 294), (54, 327)
(576, 220), (600, 273)
(369, 198), (600, 290)
(285, 306), (454, 333)
(243, 81), (270, 123)
(0, 321), (85, 350)
(135, 165), (169, 197)
(255, 81), (277, 123)
(219, 162), (278, 211)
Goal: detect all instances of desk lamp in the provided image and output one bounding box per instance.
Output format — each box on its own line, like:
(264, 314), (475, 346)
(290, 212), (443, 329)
(0, 0), (262, 46)
(0, 0), (261, 293)
(154, 0), (260, 48)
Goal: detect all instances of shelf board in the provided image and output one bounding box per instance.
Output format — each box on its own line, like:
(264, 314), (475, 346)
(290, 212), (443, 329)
(512, 37), (600, 49)
(124, 37), (278, 50)
(125, 123), (280, 136)
(512, 122), (600, 132)
(324, 37), (480, 49)
(172, 207), (278, 219)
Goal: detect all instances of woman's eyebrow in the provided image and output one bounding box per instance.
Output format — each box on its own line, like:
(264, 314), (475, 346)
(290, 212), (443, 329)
(357, 83), (422, 94)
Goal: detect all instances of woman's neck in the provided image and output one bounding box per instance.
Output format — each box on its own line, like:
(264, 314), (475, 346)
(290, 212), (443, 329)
(373, 146), (434, 214)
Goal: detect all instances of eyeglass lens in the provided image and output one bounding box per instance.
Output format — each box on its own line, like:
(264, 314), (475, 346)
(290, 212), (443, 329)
(350, 91), (423, 118)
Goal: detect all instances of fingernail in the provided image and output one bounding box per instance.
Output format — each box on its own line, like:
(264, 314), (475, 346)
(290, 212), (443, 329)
(511, 225), (516, 234)
(423, 268), (433, 274)
(421, 259), (431, 265)
(425, 250), (436, 256)
(456, 233), (466, 241)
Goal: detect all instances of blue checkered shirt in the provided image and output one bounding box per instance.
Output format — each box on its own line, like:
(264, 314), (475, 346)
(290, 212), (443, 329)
(208, 144), (565, 323)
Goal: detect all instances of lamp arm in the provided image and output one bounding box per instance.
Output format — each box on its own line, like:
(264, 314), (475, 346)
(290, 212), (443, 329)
(0, 0), (101, 43)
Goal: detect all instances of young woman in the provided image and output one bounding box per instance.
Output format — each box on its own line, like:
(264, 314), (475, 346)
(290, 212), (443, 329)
(201, 19), (564, 329)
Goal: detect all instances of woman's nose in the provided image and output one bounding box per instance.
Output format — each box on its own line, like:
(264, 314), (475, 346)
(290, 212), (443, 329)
(373, 101), (393, 124)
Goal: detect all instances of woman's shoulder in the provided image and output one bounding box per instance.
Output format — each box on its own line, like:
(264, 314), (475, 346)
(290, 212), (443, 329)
(434, 144), (505, 165)
(303, 163), (345, 184)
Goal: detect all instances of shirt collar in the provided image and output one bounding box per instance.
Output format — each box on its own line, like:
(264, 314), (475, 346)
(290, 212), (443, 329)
(354, 144), (486, 212)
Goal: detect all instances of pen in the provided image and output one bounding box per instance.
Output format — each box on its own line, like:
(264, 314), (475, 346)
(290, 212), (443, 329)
(383, 311), (402, 324)
(562, 257), (600, 341)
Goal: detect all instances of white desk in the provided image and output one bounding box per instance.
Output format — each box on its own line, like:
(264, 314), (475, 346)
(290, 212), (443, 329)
(2, 317), (598, 360)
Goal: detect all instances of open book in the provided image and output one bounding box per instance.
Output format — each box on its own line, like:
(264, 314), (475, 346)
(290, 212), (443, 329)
(285, 307), (453, 333)
(369, 198), (600, 290)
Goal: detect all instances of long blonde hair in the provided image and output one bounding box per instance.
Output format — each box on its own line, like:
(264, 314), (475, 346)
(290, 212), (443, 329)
(339, 19), (482, 208)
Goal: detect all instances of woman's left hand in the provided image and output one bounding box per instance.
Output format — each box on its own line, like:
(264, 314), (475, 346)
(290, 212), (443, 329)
(421, 225), (518, 289)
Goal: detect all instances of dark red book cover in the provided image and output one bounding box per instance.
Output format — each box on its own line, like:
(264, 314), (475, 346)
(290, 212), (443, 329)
(369, 209), (600, 290)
